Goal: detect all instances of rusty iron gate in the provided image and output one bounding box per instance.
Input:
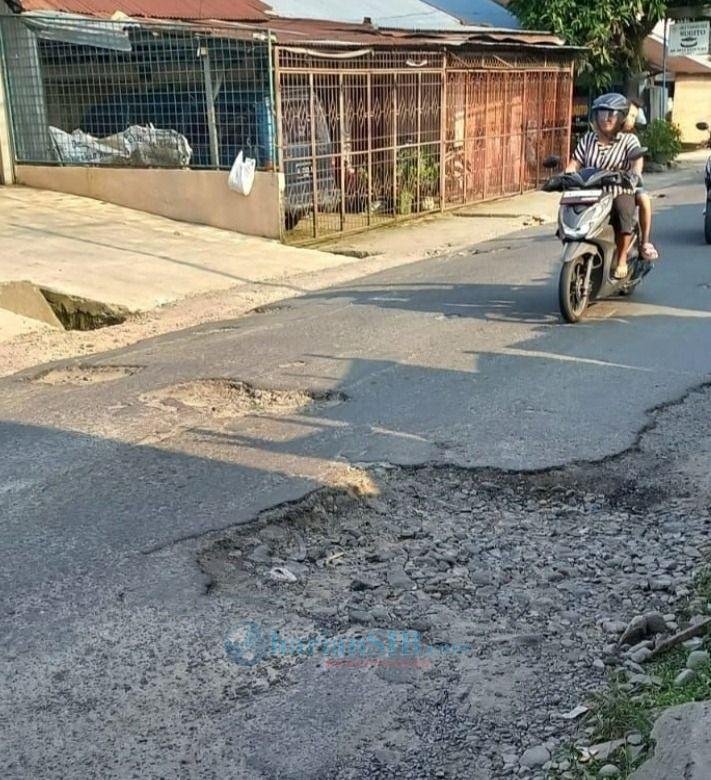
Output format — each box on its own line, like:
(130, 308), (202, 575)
(276, 48), (573, 244)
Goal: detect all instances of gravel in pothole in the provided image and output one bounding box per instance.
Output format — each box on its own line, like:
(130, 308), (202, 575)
(199, 464), (711, 779)
(140, 378), (345, 420)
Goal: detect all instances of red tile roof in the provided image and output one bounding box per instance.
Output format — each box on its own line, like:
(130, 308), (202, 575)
(12, 0), (272, 21)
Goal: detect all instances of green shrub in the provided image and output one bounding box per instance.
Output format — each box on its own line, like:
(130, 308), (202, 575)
(640, 119), (683, 165)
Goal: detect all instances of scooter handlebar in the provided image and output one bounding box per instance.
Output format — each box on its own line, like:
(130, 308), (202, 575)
(542, 169), (636, 192)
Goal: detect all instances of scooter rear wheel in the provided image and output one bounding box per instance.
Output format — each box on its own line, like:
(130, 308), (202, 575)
(559, 255), (591, 323)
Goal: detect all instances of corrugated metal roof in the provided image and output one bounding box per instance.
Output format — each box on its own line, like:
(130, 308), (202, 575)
(181, 16), (572, 49)
(13, 0), (271, 21)
(267, 0), (463, 30)
(12, 0), (469, 28)
(11, 0), (574, 49)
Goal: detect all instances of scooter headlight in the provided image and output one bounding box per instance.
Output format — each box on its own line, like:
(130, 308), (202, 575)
(561, 218), (594, 240)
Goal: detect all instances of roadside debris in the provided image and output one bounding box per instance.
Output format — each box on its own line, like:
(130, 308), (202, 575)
(268, 566), (298, 583)
(647, 618), (711, 660)
(50, 124), (192, 168)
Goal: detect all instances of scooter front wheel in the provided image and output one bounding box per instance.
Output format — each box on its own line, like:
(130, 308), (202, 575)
(559, 255), (591, 323)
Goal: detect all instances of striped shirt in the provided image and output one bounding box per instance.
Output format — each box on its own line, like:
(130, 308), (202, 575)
(572, 131), (641, 196)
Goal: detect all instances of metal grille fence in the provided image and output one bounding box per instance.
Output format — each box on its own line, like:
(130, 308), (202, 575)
(277, 47), (573, 244)
(277, 51), (446, 242)
(0, 15), (274, 171)
(0, 15), (573, 244)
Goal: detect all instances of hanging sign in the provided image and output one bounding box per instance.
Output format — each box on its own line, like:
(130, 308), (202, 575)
(668, 21), (710, 56)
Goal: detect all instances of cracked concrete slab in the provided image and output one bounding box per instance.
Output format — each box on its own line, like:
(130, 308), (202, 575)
(0, 280), (64, 329)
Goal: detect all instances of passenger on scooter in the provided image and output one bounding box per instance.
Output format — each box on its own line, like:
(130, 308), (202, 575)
(624, 100), (658, 261)
(565, 93), (644, 279)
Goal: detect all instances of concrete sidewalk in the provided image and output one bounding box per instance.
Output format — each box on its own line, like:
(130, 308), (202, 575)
(0, 186), (347, 320)
(0, 183), (560, 355)
(321, 187), (560, 262)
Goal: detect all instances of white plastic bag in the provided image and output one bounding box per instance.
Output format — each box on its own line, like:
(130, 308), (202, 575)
(49, 124), (192, 168)
(227, 150), (256, 196)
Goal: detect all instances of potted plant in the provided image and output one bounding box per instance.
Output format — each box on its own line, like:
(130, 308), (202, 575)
(640, 119), (682, 170)
(396, 147), (440, 214)
(397, 187), (414, 215)
(418, 151), (440, 211)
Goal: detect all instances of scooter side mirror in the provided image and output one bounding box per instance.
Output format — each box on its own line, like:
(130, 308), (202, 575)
(628, 147), (647, 162)
(697, 122), (710, 131)
(542, 155), (560, 169)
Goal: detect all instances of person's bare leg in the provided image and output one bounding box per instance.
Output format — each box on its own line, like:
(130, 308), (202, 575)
(638, 194), (658, 259)
(615, 232), (633, 278)
(638, 194), (651, 244)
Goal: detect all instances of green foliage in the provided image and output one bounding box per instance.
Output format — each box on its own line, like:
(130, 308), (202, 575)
(549, 557), (711, 780)
(651, 646), (711, 708)
(396, 148), (440, 213)
(694, 565), (711, 606)
(585, 681), (654, 743)
(640, 119), (683, 164)
(397, 148), (439, 188)
(508, 0), (669, 89)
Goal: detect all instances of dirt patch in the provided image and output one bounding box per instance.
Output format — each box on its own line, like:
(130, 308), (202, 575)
(33, 364), (141, 385)
(141, 378), (346, 420)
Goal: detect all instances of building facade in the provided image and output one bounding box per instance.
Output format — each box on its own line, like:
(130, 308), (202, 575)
(0, 5), (577, 241)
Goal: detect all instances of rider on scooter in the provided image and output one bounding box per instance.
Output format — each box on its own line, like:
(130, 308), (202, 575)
(565, 93), (645, 279)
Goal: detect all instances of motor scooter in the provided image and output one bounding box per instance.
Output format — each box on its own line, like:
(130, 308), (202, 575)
(541, 148), (652, 323)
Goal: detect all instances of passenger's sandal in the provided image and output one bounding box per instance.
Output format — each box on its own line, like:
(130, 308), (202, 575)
(640, 242), (659, 261)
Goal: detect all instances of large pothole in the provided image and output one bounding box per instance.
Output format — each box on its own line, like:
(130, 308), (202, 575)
(141, 379), (346, 420)
(197, 458), (710, 779)
(39, 288), (129, 331)
(0, 281), (129, 332)
(33, 364), (142, 385)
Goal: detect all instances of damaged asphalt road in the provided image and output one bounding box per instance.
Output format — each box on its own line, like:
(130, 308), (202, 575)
(1, 172), (710, 778)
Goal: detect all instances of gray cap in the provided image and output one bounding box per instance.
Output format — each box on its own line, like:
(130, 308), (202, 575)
(591, 93), (630, 115)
